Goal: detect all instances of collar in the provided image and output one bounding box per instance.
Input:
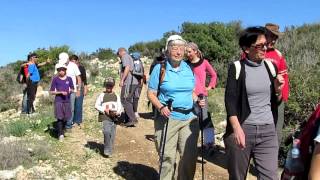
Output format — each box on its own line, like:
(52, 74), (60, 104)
(166, 59), (188, 72)
(245, 58), (263, 67)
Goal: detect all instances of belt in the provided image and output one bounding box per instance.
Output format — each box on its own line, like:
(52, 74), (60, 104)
(172, 107), (193, 114)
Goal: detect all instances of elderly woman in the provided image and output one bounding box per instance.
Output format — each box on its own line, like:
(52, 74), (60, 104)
(148, 35), (204, 180)
(224, 27), (284, 180)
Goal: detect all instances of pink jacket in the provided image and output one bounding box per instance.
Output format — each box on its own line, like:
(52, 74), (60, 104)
(190, 59), (217, 96)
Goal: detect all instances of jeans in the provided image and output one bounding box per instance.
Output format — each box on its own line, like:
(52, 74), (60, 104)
(65, 92), (76, 129)
(22, 86), (28, 113)
(74, 86), (84, 124)
(103, 120), (117, 156)
(224, 124), (278, 180)
(26, 81), (38, 114)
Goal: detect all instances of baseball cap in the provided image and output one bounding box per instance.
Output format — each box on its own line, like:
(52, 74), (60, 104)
(104, 77), (115, 87)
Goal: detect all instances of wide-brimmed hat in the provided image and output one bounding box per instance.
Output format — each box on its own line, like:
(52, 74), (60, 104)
(265, 23), (284, 36)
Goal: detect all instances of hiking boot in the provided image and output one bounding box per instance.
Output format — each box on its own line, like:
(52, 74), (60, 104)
(124, 121), (135, 127)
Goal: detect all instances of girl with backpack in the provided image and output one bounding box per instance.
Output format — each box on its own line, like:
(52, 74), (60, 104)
(186, 42), (218, 152)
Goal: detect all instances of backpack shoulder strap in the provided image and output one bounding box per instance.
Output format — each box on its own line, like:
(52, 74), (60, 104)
(264, 60), (277, 78)
(234, 60), (241, 80)
(157, 61), (166, 93)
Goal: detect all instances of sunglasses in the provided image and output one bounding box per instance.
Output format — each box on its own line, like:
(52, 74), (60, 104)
(251, 43), (267, 50)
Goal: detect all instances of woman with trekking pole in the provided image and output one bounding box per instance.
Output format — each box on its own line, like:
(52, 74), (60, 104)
(224, 26), (284, 180)
(147, 35), (205, 180)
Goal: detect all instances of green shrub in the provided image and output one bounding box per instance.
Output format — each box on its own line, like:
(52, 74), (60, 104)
(6, 120), (31, 137)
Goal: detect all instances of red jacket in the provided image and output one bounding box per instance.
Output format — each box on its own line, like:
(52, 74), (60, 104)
(265, 49), (290, 102)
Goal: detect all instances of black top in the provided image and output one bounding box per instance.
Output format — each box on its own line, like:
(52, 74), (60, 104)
(78, 65), (87, 85)
(224, 60), (280, 137)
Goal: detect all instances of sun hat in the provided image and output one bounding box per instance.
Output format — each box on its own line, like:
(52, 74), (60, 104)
(265, 23), (284, 36)
(165, 35), (186, 51)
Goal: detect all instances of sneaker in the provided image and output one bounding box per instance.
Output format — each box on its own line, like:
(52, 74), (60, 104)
(135, 112), (140, 118)
(58, 135), (64, 141)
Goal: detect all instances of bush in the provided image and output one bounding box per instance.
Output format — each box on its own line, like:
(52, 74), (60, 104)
(6, 120), (31, 137)
(0, 141), (32, 170)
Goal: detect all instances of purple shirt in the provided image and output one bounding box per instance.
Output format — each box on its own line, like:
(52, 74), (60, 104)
(50, 76), (74, 102)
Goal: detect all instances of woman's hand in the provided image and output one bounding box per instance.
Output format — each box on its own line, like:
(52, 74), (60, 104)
(160, 106), (171, 118)
(274, 74), (284, 95)
(198, 99), (206, 108)
(233, 126), (246, 149)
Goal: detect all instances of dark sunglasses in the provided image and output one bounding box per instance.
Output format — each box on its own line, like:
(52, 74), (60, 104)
(251, 43), (267, 50)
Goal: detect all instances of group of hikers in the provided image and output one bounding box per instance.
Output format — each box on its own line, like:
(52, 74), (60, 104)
(18, 22), (320, 180)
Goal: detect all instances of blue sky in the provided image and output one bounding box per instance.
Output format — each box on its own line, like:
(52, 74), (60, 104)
(0, 0), (319, 66)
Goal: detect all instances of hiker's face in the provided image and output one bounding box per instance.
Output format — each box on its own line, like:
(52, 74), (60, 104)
(186, 47), (198, 61)
(105, 85), (114, 93)
(266, 31), (278, 49)
(168, 45), (185, 62)
(58, 68), (66, 76)
(246, 34), (267, 61)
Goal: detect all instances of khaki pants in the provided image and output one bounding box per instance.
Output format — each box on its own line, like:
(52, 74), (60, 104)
(154, 115), (199, 180)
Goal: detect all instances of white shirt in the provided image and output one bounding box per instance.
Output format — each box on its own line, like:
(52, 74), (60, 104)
(95, 92), (123, 115)
(66, 62), (81, 92)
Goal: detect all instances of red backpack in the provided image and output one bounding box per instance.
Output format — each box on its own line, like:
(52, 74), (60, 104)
(281, 104), (320, 179)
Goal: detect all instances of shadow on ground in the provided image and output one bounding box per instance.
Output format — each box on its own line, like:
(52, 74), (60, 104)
(85, 141), (104, 156)
(44, 121), (58, 139)
(113, 161), (158, 180)
(198, 145), (257, 176)
(198, 145), (227, 170)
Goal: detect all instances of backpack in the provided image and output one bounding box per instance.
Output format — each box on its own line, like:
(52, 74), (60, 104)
(234, 59), (276, 80)
(130, 52), (144, 77)
(281, 104), (320, 179)
(16, 65), (27, 84)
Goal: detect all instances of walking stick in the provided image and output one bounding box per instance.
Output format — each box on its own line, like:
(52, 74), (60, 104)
(159, 99), (173, 179)
(198, 94), (205, 180)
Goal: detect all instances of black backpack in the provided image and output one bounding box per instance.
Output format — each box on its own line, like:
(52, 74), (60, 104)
(16, 66), (26, 84)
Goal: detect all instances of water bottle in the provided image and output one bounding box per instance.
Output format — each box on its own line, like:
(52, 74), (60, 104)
(283, 139), (304, 179)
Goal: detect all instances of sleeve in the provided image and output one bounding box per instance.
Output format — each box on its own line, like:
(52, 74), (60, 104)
(224, 63), (239, 117)
(68, 77), (74, 90)
(148, 64), (161, 92)
(50, 78), (56, 91)
(74, 64), (81, 76)
(205, 60), (217, 88)
(122, 55), (133, 71)
(116, 94), (123, 115)
(95, 93), (105, 113)
(23, 65), (28, 77)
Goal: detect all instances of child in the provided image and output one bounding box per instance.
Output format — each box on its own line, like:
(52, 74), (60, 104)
(95, 77), (122, 157)
(50, 63), (74, 141)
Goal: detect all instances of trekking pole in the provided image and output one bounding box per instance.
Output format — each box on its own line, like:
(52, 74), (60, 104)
(198, 94), (205, 180)
(159, 99), (173, 179)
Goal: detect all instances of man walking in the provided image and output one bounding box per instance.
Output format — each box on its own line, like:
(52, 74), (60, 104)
(26, 53), (40, 114)
(117, 48), (138, 127)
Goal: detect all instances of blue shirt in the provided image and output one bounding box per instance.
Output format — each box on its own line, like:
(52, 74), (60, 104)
(28, 63), (40, 82)
(148, 60), (196, 121)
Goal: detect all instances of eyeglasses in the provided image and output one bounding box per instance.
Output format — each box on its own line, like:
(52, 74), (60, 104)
(251, 43), (267, 50)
